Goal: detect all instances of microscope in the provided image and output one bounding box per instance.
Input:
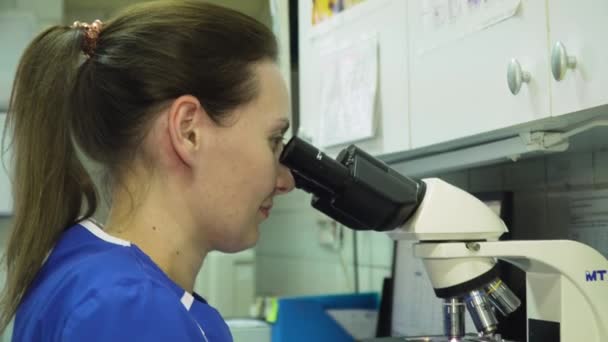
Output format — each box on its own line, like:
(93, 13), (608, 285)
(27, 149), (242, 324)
(279, 136), (608, 342)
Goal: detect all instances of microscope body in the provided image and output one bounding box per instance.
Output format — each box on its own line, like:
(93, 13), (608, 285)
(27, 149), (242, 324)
(396, 178), (608, 342)
(414, 240), (608, 342)
(280, 137), (608, 341)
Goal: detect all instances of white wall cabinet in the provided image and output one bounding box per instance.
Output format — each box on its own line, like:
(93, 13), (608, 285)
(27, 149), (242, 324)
(298, 0), (410, 156)
(548, 0), (608, 117)
(408, 0), (608, 149)
(408, 0), (552, 149)
(298, 0), (608, 158)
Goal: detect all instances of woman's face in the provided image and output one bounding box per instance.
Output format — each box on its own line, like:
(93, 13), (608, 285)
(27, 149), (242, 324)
(192, 62), (295, 252)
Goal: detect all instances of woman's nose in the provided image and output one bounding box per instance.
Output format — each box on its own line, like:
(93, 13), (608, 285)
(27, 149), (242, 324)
(275, 164), (295, 195)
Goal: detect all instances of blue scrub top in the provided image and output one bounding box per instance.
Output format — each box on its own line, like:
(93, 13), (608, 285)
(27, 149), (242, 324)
(13, 219), (233, 342)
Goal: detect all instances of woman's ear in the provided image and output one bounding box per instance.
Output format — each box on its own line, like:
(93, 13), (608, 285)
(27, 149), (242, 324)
(167, 95), (210, 167)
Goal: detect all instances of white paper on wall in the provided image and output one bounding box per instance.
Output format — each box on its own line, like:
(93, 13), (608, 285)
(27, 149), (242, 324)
(418, 0), (521, 55)
(326, 309), (378, 340)
(317, 35), (378, 148)
(567, 189), (608, 258)
(307, 0), (391, 40)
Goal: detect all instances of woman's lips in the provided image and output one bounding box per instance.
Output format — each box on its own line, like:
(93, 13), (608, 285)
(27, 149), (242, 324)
(259, 206), (272, 218)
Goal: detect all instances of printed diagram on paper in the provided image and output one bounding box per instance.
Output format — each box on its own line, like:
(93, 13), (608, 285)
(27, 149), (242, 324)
(568, 189), (608, 258)
(418, 0), (521, 54)
(317, 36), (378, 148)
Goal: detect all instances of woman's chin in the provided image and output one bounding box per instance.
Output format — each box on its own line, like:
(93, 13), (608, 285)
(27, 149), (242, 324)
(216, 227), (259, 253)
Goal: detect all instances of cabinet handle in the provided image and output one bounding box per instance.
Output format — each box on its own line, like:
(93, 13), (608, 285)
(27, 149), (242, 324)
(551, 41), (577, 81)
(507, 58), (530, 95)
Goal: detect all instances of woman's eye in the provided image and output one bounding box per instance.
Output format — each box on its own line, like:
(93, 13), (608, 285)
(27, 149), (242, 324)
(272, 137), (285, 152)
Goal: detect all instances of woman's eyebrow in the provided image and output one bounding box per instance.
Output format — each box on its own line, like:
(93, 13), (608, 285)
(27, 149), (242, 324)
(274, 118), (290, 134)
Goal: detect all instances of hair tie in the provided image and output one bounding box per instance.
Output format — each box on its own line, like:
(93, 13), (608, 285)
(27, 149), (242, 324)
(72, 19), (104, 57)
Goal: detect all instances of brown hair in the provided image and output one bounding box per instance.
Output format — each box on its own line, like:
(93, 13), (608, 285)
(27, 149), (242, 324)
(1, 0), (277, 331)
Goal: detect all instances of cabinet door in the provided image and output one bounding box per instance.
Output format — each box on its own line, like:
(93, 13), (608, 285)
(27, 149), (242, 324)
(548, 0), (608, 116)
(298, 0), (410, 156)
(408, 0), (551, 149)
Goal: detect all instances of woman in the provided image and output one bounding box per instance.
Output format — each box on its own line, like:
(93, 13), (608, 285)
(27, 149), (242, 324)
(1, 1), (295, 340)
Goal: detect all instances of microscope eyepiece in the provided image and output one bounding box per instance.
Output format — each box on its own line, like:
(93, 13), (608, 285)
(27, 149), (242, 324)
(279, 136), (426, 231)
(280, 136), (350, 196)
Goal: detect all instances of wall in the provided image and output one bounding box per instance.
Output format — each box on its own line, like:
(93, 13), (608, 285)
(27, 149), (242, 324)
(436, 148), (608, 244)
(15, 0), (62, 30)
(0, 0), (17, 11)
(256, 189), (393, 297)
(269, 0), (293, 136)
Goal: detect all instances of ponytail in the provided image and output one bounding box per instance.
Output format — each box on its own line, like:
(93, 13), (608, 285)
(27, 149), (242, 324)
(0, 25), (97, 332)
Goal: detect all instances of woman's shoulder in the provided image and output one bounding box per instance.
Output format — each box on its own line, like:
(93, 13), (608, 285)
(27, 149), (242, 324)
(16, 220), (162, 320)
(41, 220), (153, 290)
(59, 279), (209, 341)
(15, 222), (209, 341)
(17, 270), (209, 341)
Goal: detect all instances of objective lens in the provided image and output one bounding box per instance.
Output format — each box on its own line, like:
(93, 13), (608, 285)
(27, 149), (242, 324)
(443, 297), (465, 339)
(465, 289), (498, 335)
(485, 278), (521, 316)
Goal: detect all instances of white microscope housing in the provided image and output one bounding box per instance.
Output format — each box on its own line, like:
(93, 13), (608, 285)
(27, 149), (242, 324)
(389, 178), (608, 342)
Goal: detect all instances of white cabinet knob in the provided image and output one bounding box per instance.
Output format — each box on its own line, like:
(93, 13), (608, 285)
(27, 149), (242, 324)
(507, 58), (530, 95)
(551, 41), (577, 81)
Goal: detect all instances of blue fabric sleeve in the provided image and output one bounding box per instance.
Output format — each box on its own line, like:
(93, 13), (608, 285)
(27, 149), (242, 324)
(61, 281), (204, 341)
